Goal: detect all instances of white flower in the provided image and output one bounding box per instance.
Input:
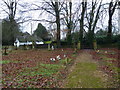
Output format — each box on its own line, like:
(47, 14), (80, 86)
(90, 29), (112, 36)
(63, 54), (66, 57)
(105, 51), (107, 53)
(50, 58), (56, 61)
(96, 50), (99, 53)
(56, 55), (61, 60)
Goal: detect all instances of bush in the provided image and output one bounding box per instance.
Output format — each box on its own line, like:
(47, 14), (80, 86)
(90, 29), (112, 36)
(60, 41), (68, 46)
(96, 36), (107, 45)
(112, 35), (120, 43)
(96, 35), (120, 45)
(118, 41), (120, 50)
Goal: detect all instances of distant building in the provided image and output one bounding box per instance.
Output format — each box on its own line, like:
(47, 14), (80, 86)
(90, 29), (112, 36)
(14, 38), (44, 47)
(14, 32), (44, 47)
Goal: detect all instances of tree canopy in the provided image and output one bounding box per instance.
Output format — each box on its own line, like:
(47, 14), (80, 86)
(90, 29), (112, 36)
(33, 23), (48, 41)
(2, 19), (20, 45)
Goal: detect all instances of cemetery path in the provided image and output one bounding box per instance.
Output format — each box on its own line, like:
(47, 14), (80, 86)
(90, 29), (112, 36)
(61, 50), (109, 88)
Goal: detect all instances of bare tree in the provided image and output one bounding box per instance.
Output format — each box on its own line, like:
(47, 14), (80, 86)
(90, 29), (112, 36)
(107, 0), (117, 43)
(1, 0), (18, 20)
(27, 0), (62, 47)
(60, 1), (82, 45)
(79, 0), (87, 48)
(64, 1), (72, 44)
(86, 0), (102, 48)
(54, 1), (61, 47)
(1, 0), (20, 44)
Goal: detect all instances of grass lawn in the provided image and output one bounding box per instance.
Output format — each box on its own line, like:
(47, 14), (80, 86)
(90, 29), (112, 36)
(64, 62), (104, 88)
(2, 48), (76, 88)
(63, 49), (119, 88)
(2, 48), (119, 88)
(95, 48), (119, 87)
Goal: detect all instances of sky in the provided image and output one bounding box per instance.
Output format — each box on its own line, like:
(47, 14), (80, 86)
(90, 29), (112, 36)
(0, 0), (119, 38)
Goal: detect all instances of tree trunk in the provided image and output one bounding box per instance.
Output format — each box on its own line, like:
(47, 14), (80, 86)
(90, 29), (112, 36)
(67, 1), (72, 45)
(107, 15), (112, 43)
(56, 15), (61, 48)
(9, 18), (15, 45)
(79, 19), (83, 48)
(107, 1), (117, 43)
(55, 2), (61, 48)
(8, 1), (17, 45)
(79, 1), (87, 49)
(87, 30), (94, 49)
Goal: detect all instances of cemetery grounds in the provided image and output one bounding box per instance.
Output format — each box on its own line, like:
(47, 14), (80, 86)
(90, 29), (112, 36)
(1, 48), (120, 88)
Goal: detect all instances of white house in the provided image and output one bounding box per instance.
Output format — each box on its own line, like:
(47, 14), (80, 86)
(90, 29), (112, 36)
(14, 38), (44, 47)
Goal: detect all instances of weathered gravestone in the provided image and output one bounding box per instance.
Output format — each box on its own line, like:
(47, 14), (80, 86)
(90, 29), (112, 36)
(3, 46), (8, 55)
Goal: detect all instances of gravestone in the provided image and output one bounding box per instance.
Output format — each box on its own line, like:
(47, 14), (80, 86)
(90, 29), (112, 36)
(51, 46), (54, 50)
(93, 40), (97, 50)
(3, 46), (8, 55)
(77, 41), (81, 49)
(48, 44), (51, 51)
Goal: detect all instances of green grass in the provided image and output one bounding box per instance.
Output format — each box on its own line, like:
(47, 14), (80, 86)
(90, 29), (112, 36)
(59, 58), (72, 65)
(19, 58), (72, 77)
(40, 63), (61, 69)
(20, 63), (63, 77)
(98, 50), (119, 87)
(0, 60), (11, 64)
(98, 50), (116, 55)
(64, 62), (104, 88)
(10, 63), (64, 88)
(0, 60), (19, 64)
(72, 54), (77, 57)
(99, 54), (116, 61)
(101, 56), (116, 61)
(2, 57), (74, 88)
(99, 52), (118, 72)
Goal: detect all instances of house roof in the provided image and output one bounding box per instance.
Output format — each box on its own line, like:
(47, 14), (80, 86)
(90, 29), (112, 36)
(16, 34), (43, 42)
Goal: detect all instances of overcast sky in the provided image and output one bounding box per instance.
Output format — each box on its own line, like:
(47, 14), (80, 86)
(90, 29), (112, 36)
(0, 0), (119, 37)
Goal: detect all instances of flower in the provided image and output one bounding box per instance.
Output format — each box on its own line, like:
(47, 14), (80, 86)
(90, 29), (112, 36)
(105, 51), (107, 53)
(63, 54), (66, 58)
(56, 55), (61, 60)
(50, 58), (56, 61)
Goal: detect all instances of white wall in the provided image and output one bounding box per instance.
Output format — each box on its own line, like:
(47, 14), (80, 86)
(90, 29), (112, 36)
(14, 40), (44, 47)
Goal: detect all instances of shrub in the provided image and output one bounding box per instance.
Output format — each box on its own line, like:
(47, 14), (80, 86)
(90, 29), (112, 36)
(118, 41), (120, 50)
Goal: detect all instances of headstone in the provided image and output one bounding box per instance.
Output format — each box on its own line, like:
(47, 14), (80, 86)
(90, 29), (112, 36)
(15, 42), (17, 50)
(32, 41), (35, 49)
(73, 48), (77, 54)
(77, 41), (81, 49)
(48, 44), (51, 51)
(93, 40), (97, 50)
(24, 44), (26, 50)
(3, 46), (8, 55)
(51, 46), (54, 50)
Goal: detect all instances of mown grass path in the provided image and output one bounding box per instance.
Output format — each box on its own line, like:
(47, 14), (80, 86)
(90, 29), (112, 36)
(61, 50), (109, 88)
